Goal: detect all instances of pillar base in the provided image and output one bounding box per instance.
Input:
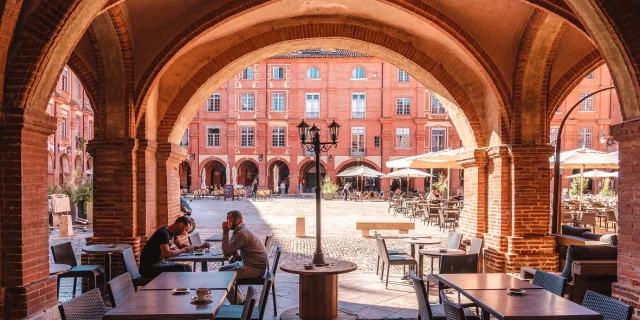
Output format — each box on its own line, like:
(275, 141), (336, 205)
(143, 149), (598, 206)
(483, 235), (556, 273)
(2, 277), (58, 319)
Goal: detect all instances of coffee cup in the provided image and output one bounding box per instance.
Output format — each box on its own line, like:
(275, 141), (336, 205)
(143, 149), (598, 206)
(196, 288), (210, 301)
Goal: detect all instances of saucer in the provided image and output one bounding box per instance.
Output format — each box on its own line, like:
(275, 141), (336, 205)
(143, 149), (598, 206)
(438, 249), (448, 253)
(194, 252), (204, 256)
(107, 244), (117, 248)
(172, 288), (190, 294)
(191, 295), (213, 304)
(303, 265), (315, 270)
(507, 288), (526, 295)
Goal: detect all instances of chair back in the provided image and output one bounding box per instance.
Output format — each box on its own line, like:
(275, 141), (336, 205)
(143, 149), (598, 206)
(445, 232), (463, 250)
(120, 247), (142, 279)
(438, 208), (446, 225)
(379, 237), (392, 263)
(582, 211), (597, 225)
(605, 210), (617, 223)
(58, 288), (106, 320)
(468, 237), (484, 255)
(107, 272), (135, 307)
(264, 234), (274, 253)
(439, 254), (479, 274)
(256, 272), (274, 320)
(271, 246), (283, 277)
(582, 290), (634, 320)
(188, 233), (203, 247)
(410, 271), (436, 320)
(240, 286), (257, 320)
(51, 242), (78, 267)
(532, 270), (565, 296)
(374, 233), (384, 258)
(439, 289), (466, 320)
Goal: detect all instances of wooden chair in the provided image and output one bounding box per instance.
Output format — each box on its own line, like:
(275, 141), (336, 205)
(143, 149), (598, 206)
(106, 272), (135, 307)
(58, 288), (106, 320)
(438, 208), (457, 232)
(580, 211), (598, 231)
(51, 242), (105, 298)
(605, 210), (618, 231)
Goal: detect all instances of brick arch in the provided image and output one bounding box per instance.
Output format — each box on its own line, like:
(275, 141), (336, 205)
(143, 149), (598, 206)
(298, 158), (328, 173)
(334, 159), (382, 174)
(134, 0), (512, 144)
(266, 158), (291, 173)
(157, 27), (489, 149)
(518, 0), (584, 33)
(66, 52), (99, 111)
(198, 157), (228, 174)
(547, 50), (604, 119)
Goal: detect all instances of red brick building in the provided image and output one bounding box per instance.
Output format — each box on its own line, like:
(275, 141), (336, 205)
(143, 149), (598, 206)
(180, 49), (462, 194)
(46, 66), (94, 186)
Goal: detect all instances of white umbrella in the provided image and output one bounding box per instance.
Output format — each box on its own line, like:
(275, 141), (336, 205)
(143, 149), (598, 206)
(412, 148), (463, 198)
(200, 167), (206, 190)
(337, 166), (385, 178)
(384, 168), (431, 178)
(226, 165), (230, 186)
(232, 167), (238, 187)
(550, 147), (619, 169)
(567, 170), (618, 178)
(273, 165), (279, 193)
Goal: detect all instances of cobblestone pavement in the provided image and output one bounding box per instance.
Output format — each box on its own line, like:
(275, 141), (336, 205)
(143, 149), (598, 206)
(49, 197), (460, 319)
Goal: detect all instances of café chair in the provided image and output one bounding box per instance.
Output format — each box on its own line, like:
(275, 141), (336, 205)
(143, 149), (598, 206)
(468, 237), (483, 255)
(374, 233), (407, 275)
(58, 288), (106, 320)
(427, 254), (479, 304)
(120, 247), (153, 288)
(216, 272), (273, 320)
(582, 290), (634, 320)
(379, 237), (417, 288)
(106, 272), (135, 307)
(605, 210), (618, 231)
(234, 247), (282, 315)
(532, 270), (566, 296)
(444, 232), (463, 250)
(215, 286), (256, 320)
(411, 272), (479, 320)
(440, 290), (480, 320)
(51, 242), (105, 297)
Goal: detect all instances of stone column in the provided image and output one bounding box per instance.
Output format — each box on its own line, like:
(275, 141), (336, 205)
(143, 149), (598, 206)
(156, 143), (187, 227)
(456, 148), (488, 239)
(610, 119), (640, 314)
(483, 146), (511, 272)
(0, 108), (58, 319)
(137, 139), (158, 242)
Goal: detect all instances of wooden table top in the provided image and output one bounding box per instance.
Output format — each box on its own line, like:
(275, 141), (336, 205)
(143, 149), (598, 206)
(280, 259), (357, 275)
(82, 243), (132, 253)
(418, 248), (465, 256)
(49, 263), (71, 275)
(166, 250), (230, 263)
(141, 271), (236, 291)
(403, 237), (441, 245)
(435, 273), (543, 291)
(103, 289), (227, 319)
(205, 234), (223, 242)
(462, 288), (602, 320)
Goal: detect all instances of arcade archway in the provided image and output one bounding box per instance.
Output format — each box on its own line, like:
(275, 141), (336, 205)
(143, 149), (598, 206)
(237, 160), (259, 187)
(179, 161), (192, 190)
(268, 160), (290, 192)
(299, 161), (326, 193)
(202, 160), (227, 188)
(336, 161), (382, 192)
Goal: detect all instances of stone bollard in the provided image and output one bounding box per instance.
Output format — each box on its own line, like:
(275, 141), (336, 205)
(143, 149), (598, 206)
(296, 217), (305, 237)
(59, 215), (73, 237)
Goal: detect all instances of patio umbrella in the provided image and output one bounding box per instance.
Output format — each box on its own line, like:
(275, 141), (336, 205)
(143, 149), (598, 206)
(226, 165), (230, 186)
(405, 148), (464, 198)
(567, 169), (618, 179)
(200, 167), (206, 190)
(232, 167), (238, 187)
(385, 169), (431, 193)
(337, 166), (385, 192)
(273, 165), (279, 193)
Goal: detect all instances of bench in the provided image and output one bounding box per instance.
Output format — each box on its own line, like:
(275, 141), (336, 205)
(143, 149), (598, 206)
(355, 222), (415, 237)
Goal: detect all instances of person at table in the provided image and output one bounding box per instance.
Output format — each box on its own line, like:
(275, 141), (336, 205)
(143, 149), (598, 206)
(139, 216), (210, 278)
(219, 210), (268, 304)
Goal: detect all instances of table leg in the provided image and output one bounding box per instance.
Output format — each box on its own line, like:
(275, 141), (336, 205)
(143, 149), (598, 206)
(418, 245), (424, 277)
(104, 253), (112, 292)
(481, 309), (490, 320)
(299, 274), (338, 320)
(201, 261), (208, 272)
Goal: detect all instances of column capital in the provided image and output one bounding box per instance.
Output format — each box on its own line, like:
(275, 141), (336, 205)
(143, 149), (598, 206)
(456, 148), (488, 168)
(611, 118), (640, 142)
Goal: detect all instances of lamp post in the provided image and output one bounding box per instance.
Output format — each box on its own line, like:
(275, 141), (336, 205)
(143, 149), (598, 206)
(297, 119), (340, 266)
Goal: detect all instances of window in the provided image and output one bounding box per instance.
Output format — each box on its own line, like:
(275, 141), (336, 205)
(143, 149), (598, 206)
(272, 93), (285, 111)
(396, 98), (411, 115)
(550, 127), (559, 145)
(398, 68), (410, 82)
(579, 92), (594, 111)
(242, 67), (253, 80)
(374, 136), (381, 148)
(207, 94), (220, 112)
(306, 93), (320, 119)
(272, 127), (286, 147)
(273, 67), (284, 80)
(61, 68), (69, 92)
(240, 127), (254, 147)
(241, 93), (255, 111)
(351, 93), (366, 119)
(351, 127), (365, 155)
(431, 128), (446, 152)
(578, 127), (593, 149)
(61, 110), (68, 138)
(75, 78), (81, 99)
(396, 128), (410, 148)
(586, 72), (594, 79)
(206, 127), (220, 147)
(307, 67), (319, 79)
(75, 116), (81, 137)
(352, 67), (366, 79)
(88, 121), (92, 140)
(431, 95), (446, 114)
(181, 128), (189, 146)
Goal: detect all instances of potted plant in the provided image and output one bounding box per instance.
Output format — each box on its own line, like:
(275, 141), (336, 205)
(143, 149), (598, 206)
(321, 176), (340, 200)
(432, 173), (449, 197)
(74, 179), (93, 220)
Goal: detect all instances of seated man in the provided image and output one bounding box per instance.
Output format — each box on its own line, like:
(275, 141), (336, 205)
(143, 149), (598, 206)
(219, 210), (268, 304)
(139, 216), (210, 278)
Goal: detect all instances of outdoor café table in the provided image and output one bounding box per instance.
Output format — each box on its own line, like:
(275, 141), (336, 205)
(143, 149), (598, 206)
(49, 263), (71, 276)
(418, 248), (464, 275)
(403, 237), (442, 277)
(166, 248), (230, 271)
(460, 288), (602, 320)
(141, 271), (236, 291)
(434, 273), (543, 291)
(103, 288), (227, 319)
(82, 243), (131, 289)
(205, 233), (223, 242)
(280, 259), (357, 320)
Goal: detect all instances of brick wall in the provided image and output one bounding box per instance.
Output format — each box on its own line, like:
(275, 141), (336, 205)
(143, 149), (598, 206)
(156, 143), (187, 227)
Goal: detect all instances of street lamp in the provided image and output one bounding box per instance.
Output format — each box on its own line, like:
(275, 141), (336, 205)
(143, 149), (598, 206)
(297, 119), (340, 266)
